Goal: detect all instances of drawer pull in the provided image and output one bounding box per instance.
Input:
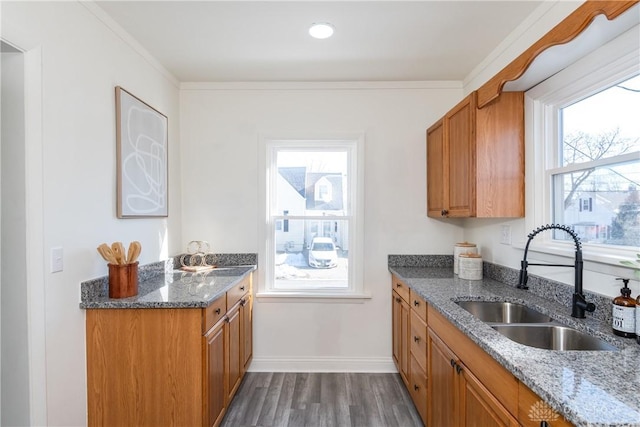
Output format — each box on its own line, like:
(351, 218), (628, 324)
(240, 286), (245, 291)
(450, 359), (456, 367)
(395, 297), (401, 303)
(224, 316), (230, 323)
(414, 336), (420, 343)
(414, 300), (420, 307)
(414, 384), (419, 391)
(215, 308), (221, 315)
(455, 364), (462, 374)
(396, 283), (402, 288)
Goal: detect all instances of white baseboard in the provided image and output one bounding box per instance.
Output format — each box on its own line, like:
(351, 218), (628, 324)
(248, 356), (397, 373)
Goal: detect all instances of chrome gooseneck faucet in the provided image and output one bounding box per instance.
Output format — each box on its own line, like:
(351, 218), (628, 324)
(517, 224), (595, 318)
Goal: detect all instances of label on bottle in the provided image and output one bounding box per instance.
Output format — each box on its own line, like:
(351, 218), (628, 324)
(613, 305), (635, 333)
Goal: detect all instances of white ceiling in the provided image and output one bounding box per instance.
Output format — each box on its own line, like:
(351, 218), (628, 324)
(95, 1), (544, 83)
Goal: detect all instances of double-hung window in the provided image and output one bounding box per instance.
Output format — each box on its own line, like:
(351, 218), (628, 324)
(527, 27), (639, 264)
(260, 136), (365, 298)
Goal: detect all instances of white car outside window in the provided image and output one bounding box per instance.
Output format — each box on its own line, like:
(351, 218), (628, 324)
(308, 237), (338, 269)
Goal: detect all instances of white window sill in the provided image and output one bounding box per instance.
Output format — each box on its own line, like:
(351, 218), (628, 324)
(255, 291), (372, 303)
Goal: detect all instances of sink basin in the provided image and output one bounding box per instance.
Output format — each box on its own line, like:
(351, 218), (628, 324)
(492, 324), (618, 351)
(456, 301), (554, 323)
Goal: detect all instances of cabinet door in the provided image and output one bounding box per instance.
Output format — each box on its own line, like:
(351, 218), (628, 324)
(409, 355), (428, 424)
(459, 363), (519, 427)
(392, 290), (410, 386)
(427, 118), (447, 217)
(225, 303), (242, 403)
(240, 293), (253, 373)
(446, 93), (476, 217)
(428, 329), (458, 427)
(204, 320), (226, 427)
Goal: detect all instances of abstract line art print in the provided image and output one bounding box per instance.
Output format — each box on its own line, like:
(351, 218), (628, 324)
(116, 87), (168, 218)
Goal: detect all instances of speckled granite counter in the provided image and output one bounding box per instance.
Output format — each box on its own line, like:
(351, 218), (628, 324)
(80, 254), (256, 309)
(389, 263), (640, 427)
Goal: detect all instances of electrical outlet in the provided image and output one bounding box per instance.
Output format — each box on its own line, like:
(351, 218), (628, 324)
(51, 247), (63, 273)
(500, 225), (512, 245)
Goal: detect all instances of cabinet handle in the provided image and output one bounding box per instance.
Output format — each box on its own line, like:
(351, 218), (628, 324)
(455, 364), (462, 374)
(450, 359), (456, 367)
(240, 286), (245, 291)
(414, 336), (420, 343)
(215, 308), (221, 315)
(395, 297), (401, 303)
(414, 300), (420, 307)
(441, 209), (448, 216)
(396, 283), (402, 288)
(414, 384), (419, 391)
(224, 316), (230, 323)
(240, 298), (246, 306)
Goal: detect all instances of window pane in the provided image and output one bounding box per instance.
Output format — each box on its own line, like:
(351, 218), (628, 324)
(274, 219), (348, 289)
(276, 151), (348, 215)
(552, 159), (640, 247)
(560, 74), (640, 167)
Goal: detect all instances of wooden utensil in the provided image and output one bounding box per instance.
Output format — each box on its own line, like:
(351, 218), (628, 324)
(97, 243), (118, 264)
(126, 241), (141, 264)
(111, 242), (126, 265)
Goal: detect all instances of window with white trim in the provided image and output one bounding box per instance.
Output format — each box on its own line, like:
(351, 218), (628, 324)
(527, 28), (639, 261)
(262, 138), (364, 297)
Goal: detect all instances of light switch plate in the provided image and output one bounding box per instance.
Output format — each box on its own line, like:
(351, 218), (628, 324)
(51, 247), (63, 273)
(500, 225), (512, 245)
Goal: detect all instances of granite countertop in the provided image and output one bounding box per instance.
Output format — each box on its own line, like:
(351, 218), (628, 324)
(389, 265), (640, 427)
(80, 263), (256, 309)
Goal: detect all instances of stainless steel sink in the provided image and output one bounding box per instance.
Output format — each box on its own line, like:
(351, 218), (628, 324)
(491, 324), (618, 351)
(456, 301), (554, 323)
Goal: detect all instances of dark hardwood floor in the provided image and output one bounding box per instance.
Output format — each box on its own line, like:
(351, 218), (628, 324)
(221, 372), (423, 427)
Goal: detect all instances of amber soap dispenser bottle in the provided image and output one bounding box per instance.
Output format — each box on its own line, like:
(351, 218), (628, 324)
(613, 278), (636, 338)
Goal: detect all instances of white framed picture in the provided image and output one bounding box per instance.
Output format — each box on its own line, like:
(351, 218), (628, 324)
(115, 86), (168, 218)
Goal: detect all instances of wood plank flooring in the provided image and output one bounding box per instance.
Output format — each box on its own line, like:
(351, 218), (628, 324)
(221, 372), (423, 427)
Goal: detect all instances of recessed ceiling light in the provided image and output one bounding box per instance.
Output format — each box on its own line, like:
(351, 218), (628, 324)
(309, 23), (334, 39)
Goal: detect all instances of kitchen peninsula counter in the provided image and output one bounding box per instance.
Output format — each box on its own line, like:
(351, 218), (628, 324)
(80, 264), (256, 309)
(389, 264), (640, 427)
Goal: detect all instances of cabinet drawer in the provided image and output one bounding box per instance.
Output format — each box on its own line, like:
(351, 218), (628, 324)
(518, 383), (572, 427)
(392, 275), (410, 303)
(410, 289), (427, 323)
(227, 276), (250, 308)
(410, 310), (427, 371)
(203, 295), (227, 333)
(409, 354), (428, 424)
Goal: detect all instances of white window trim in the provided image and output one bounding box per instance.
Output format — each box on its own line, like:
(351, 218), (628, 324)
(256, 133), (369, 301)
(522, 25), (640, 273)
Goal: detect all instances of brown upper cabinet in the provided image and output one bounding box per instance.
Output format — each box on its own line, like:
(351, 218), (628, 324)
(427, 91), (524, 218)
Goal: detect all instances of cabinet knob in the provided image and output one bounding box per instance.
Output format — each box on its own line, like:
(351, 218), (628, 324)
(414, 384), (420, 391)
(240, 286), (245, 291)
(224, 316), (230, 323)
(414, 300), (420, 307)
(215, 308), (221, 315)
(455, 364), (462, 374)
(395, 297), (401, 303)
(396, 283), (402, 288)
(441, 209), (448, 216)
(414, 336), (420, 343)
(240, 298), (246, 306)
(450, 359), (456, 367)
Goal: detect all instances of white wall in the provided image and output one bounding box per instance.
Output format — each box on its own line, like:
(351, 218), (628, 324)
(1, 2), (182, 425)
(180, 82), (463, 370)
(1, 49), (30, 426)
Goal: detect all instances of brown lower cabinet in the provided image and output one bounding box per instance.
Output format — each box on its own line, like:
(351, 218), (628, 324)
(87, 273), (253, 427)
(390, 274), (575, 427)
